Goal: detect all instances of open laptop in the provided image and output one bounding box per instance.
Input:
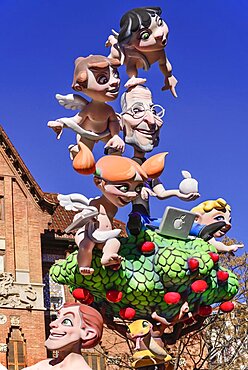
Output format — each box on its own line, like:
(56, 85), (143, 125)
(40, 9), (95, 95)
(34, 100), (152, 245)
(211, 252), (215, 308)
(156, 206), (197, 240)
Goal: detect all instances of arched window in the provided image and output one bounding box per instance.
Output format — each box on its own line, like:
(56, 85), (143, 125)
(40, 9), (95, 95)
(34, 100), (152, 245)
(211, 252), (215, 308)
(7, 328), (26, 370)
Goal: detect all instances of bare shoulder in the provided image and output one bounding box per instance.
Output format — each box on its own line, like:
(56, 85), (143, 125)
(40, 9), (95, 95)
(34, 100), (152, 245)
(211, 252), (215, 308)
(22, 359), (52, 370)
(64, 353), (92, 370)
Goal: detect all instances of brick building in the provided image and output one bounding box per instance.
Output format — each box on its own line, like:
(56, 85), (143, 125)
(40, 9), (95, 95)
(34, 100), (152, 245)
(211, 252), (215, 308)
(0, 125), (129, 369)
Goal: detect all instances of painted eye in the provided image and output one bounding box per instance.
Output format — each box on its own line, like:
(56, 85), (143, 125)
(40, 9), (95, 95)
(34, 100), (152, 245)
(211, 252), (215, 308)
(214, 216), (225, 221)
(118, 185), (129, 192)
(97, 75), (108, 85)
(157, 17), (163, 26)
(142, 321), (149, 328)
(61, 318), (73, 326)
(126, 327), (130, 334)
(133, 108), (143, 114)
(135, 184), (143, 193)
(140, 32), (150, 41)
(112, 69), (119, 78)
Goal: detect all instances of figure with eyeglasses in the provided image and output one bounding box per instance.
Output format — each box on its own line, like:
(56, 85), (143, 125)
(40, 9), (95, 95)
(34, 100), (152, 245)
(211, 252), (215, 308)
(120, 79), (200, 235)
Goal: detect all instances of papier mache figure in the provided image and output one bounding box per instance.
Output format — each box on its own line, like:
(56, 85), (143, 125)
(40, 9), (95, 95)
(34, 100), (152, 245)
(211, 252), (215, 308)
(191, 198), (244, 252)
(23, 303), (103, 370)
(126, 319), (172, 368)
(120, 80), (200, 235)
(48, 55), (125, 157)
(58, 142), (167, 275)
(149, 198), (244, 249)
(106, 7), (178, 96)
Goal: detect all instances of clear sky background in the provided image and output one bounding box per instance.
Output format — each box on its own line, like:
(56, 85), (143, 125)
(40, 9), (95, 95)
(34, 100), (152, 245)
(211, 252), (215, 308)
(0, 0), (247, 250)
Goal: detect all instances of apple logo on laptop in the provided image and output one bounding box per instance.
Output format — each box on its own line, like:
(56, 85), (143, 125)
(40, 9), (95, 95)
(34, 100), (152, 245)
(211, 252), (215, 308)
(173, 215), (186, 229)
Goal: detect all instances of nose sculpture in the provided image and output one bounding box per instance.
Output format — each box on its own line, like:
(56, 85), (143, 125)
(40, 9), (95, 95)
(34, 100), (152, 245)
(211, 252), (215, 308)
(126, 191), (138, 199)
(50, 319), (59, 328)
(154, 29), (164, 39)
(144, 110), (155, 124)
(109, 73), (120, 87)
(110, 80), (119, 87)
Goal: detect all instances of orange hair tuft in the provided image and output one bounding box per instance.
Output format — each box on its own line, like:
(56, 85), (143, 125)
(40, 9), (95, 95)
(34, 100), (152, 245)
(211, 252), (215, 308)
(73, 142), (96, 175)
(141, 152), (168, 179)
(95, 155), (147, 182)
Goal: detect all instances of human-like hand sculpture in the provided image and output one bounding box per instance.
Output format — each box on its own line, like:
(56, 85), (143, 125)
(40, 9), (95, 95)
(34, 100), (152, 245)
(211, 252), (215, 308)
(175, 190), (200, 202)
(105, 134), (125, 153)
(141, 187), (156, 200)
(162, 75), (178, 97)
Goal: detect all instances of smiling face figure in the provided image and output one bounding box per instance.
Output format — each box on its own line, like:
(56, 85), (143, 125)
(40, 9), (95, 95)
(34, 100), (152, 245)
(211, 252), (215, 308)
(72, 55), (121, 102)
(45, 304), (102, 352)
(94, 178), (144, 208)
(121, 85), (164, 153)
(86, 65), (120, 102)
(127, 320), (152, 340)
(45, 306), (84, 351)
(130, 15), (169, 52)
(118, 7), (168, 53)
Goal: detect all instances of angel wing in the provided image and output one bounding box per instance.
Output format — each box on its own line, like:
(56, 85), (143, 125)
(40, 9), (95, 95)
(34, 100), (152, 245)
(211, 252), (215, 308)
(57, 193), (90, 211)
(58, 194), (99, 233)
(55, 93), (88, 111)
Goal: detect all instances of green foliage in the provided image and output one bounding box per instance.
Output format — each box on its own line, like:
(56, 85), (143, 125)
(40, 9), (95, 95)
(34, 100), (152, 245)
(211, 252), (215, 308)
(50, 229), (239, 320)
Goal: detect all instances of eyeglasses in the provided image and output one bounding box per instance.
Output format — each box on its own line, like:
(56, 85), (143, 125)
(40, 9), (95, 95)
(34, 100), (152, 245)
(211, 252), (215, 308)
(122, 102), (165, 119)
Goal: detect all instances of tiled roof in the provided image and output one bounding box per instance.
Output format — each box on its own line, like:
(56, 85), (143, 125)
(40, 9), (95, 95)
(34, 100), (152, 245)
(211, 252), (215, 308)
(0, 125), (127, 237)
(0, 125), (56, 213)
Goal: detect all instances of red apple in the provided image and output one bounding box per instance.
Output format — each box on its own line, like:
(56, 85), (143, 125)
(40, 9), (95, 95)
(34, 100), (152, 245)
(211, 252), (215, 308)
(164, 292), (181, 305)
(219, 301), (235, 312)
(198, 305), (212, 317)
(188, 258), (199, 271)
(139, 241), (155, 254)
(72, 288), (90, 301)
(106, 290), (123, 303)
(119, 307), (136, 320)
(209, 252), (219, 263)
(191, 280), (208, 293)
(217, 271), (229, 282)
(85, 293), (94, 305)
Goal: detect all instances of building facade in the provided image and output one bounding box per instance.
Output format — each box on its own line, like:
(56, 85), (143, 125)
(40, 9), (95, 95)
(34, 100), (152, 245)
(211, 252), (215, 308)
(0, 125), (129, 369)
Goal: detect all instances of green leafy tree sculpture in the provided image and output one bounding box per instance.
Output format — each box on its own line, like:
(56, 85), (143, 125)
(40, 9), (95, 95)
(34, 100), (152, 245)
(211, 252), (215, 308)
(50, 229), (239, 343)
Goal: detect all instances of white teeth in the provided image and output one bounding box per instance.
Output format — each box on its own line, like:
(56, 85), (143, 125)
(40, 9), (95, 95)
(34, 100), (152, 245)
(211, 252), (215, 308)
(51, 333), (65, 337)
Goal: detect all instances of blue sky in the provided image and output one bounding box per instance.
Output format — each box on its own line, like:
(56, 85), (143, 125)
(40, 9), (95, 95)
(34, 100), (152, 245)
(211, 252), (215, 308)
(1, 0), (247, 250)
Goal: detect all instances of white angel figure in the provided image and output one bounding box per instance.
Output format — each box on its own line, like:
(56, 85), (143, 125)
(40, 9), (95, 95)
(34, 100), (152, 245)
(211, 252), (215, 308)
(58, 193), (122, 275)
